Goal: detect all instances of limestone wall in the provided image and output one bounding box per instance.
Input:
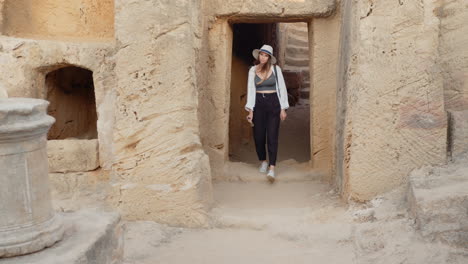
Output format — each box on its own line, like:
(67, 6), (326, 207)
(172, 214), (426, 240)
(310, 8), (342, 180)
(198, 20), (233, 178)
(337, 0), (448, 201)
(109, 0), (213, 227)
(1, 0), (114, 40)
(0, 1), (4, 32)
(436, 0), (468, 111)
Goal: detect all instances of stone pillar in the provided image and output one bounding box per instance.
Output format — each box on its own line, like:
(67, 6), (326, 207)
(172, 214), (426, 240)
(0, 98), (64, 258)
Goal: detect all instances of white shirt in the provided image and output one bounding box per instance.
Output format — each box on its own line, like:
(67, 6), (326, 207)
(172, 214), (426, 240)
(245, 65), (289, 111)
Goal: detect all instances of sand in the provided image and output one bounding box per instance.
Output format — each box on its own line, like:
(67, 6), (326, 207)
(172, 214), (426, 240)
(123, 176), (467, 263)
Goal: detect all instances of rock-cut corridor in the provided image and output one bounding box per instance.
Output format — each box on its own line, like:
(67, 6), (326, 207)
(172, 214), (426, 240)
(123, 158), (468, 264)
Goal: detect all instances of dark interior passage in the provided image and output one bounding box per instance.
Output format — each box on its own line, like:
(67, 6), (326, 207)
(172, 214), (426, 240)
(46, 66), (98, 140)
(229, 23), (311, 164)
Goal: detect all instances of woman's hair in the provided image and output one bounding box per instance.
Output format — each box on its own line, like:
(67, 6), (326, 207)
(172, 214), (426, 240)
(254, 55), (272, 85)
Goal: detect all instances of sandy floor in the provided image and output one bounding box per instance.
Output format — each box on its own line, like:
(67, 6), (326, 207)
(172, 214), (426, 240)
(123, 174), (467, 263)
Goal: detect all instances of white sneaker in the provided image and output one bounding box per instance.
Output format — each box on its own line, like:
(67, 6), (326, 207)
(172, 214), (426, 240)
(267, 170), (275, 183)
(259, 161), (268, 173)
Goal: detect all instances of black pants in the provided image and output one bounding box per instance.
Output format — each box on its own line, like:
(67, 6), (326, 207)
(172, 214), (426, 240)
(252, 93), (281, 166)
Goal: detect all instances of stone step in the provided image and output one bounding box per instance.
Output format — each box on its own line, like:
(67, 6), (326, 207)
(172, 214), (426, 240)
(284, 52), (309, 62)
(210, 181), (340, 230)
(284, 56), (309, 67)
(288, 28), (308, 40)
(284, 51), (309, 60)
(289, 26), (309, 36)
(219, 160), (322, 182)
(286, 43), (309, 51)
(300, 88), (310, 99)
(287, 37), (308, 47)
(286, 46), (309, 57)
(408, 154), (468, 248)
(287, 35), (308, 47)
(288, 23), (308, 31)
(281, 70), (310, 86)
(1, 209), (123, 264)
(283, 65), (309, 72)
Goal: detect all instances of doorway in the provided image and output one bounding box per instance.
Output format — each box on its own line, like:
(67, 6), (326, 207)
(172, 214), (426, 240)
(228, 22), (311, 165)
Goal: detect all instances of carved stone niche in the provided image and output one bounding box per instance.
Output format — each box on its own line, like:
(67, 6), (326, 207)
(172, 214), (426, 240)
(0, 98), (64, 258)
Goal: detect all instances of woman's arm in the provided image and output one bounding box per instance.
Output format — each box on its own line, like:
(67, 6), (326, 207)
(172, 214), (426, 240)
(245, 66), (256, 111)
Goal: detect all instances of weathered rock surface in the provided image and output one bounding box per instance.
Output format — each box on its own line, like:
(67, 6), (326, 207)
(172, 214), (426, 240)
(48, 139), (99, 173)
(408, 153), (468, 248)
(310, 12), (341, 180)
(0, 83), (7, 98)
(210, 0), (336, 19)
(337, 0), (448, 200)
(448, 110), (468, 158)
(110, 0), (213, 226)
(438, 0), (468, 112)
(0, 209), (123, 264)
(1, 0), (114, 40)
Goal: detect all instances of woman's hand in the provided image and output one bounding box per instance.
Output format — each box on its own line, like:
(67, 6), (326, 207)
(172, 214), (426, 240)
(280, 109), (287, 121)
(246, 111), (254, 125)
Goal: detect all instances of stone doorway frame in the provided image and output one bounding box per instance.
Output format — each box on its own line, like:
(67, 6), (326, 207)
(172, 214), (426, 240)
(202, 7), (342, 190)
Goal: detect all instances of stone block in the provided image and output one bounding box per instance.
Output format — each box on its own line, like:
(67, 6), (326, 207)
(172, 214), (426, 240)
(408, 157), (468, 248)
(0, 209), (123, 264)
(211, 0), (336, 19)
(448, 110), (468, 158)
(47, 139), (99, 173)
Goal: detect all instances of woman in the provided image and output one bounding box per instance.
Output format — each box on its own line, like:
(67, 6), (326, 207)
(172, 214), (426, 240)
(245, 44), (289, 182)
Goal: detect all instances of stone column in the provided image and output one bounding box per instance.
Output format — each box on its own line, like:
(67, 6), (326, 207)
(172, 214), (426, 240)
(0, 98), (64, 258)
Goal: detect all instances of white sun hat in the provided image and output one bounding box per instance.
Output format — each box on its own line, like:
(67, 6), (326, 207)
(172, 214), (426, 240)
(252, 44), (277, 64)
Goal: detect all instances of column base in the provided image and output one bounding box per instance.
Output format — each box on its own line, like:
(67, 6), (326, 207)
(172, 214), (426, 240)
(0, 214), (64, 258)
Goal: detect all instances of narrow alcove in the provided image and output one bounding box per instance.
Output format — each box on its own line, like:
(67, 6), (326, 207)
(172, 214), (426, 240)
(46, 66), (97, 140)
